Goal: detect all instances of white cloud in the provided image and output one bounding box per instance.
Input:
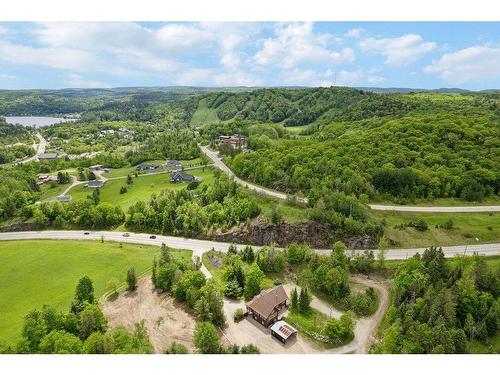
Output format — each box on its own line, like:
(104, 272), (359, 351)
(345, 28), (362, 38)
(424, 46), (500, 84)
(173, 68), (213, 86)
(66, 74), (111, 88)
(0, 73), (16, 80)
(359, 34), (436, 65)
(0, 41), (104, 72)
(254, 22), (355, 69)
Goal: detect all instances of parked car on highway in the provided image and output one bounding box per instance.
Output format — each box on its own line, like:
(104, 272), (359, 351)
(149, 235), (156, 239)
(123, 233), (130, 237)
(84, 232), (90, 235)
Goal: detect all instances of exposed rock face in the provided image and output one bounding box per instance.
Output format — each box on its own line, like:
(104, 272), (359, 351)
(209, 220), (377, 249)
(0, 222), (42, 232)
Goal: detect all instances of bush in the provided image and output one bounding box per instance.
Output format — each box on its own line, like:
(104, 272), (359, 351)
(119, 186), (127, 194)
(233, 308), (246, 322)
(165, 342), (189, 354)
(193, 322), (220, 354)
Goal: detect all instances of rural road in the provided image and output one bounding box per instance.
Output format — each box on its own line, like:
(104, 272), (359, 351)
(22, 132), (46, 163)
(200, 145), (500, 213)
(0, 132), (47, 167)
(0, 230), (498, 259)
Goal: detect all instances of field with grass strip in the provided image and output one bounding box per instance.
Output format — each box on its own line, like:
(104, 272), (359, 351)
(0, 239), (191, 345)
(69, 167), (215, 210)
(373, 211), (499, 248)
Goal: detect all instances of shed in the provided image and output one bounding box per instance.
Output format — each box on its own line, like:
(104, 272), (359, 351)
(270, 320), (298, 344)
(84, 180), (105, 188)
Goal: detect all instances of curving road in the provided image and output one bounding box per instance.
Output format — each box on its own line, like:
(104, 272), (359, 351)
(200, 145), (500, 213)
(0, 230), (498, 259)
(0, 132), (47, 168)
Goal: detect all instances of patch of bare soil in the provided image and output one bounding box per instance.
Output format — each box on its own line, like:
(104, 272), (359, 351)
(101, 277), (196, 353)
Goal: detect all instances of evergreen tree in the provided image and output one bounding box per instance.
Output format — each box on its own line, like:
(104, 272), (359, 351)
(290, 288), (298, 311)
(299, 287), (311, 312)
(126, 267), (137, 291)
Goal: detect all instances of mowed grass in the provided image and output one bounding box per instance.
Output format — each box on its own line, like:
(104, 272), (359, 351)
(0, 240), (191, 345)
(190, 98), (219, 125)
(38, 181), (71, 201)
(372, 211), (499, 248)
(69, 167), (215, 210)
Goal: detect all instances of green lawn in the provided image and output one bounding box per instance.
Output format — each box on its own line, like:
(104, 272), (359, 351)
(38, 181), (71, 201)
(0, 239), (192, 345)
(190, 98), (219, 125)
(69, 167), (215, 210)
(372, 196), (500, 207)
(373, 211), (499, 248)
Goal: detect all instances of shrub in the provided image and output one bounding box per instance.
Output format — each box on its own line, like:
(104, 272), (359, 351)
(233, 308), (246, 322)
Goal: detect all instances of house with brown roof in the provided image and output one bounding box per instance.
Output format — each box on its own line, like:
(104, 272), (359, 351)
(246, 285), (288, 327)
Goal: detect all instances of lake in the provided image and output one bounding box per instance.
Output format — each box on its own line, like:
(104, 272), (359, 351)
(5, 116), (76, 128)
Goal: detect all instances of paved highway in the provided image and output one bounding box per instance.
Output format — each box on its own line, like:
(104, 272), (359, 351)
(0, 230), (498, 259)
(200, 145), (500, 213)
(0, 132), (47, 167)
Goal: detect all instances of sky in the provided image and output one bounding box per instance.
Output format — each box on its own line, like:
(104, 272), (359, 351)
(0, 22), (499, 90)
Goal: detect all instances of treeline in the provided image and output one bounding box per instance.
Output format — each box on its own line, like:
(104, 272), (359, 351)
(0, 144), (35, 164)
(0, 117), (33, 145)
(126, 171), (260, 236)
(30, 200), (125, 229)
(0, 277), (153, 354)
(372, 248), (499, 353)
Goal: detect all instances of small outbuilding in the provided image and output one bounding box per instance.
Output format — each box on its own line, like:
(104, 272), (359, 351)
(246, 285), (288, 327)
(84, 180), (105, 188)
(38, 153), (59, 160)
(270, 320), (298, 344)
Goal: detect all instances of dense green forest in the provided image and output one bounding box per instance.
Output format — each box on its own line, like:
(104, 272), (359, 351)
(201, 87), (499, 126)
(373, 248), (499, 353)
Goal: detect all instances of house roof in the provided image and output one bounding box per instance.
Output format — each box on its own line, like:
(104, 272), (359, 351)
(270, 320), (297, 340)
(171, 171), (195, 181)
(39, 153), (58, 159)
(246, 285), (288, 319)
(165, 160), (181, 166)
(85, 180), (105, 187)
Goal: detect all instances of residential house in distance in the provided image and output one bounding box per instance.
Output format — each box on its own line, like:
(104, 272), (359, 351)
(84, 180), (105, 188)
(56, 195), (72, 202)
(170, 171), (196, 183)
(164, 160), (182, 168)
(119, 128), (135, 139)
(246, 285), (289, 327)
(136, 163), (159, 172)
(219, 134), (247, 149)
(270, 320), (298, 344)
(38, 152), (59, 160)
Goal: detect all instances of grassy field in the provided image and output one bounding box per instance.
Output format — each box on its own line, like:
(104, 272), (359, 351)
(38, 181), (71, 201)
(0, 239), (192, 345)
(373, 211), (499, 248)
(372, 196), (500, 207)
(69, 167), (215, 210)
(190, 98), (219, 125)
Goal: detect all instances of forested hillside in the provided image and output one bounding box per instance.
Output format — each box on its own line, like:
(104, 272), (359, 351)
(199, 87), (500, 127)
(200, 88), (500, 203)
